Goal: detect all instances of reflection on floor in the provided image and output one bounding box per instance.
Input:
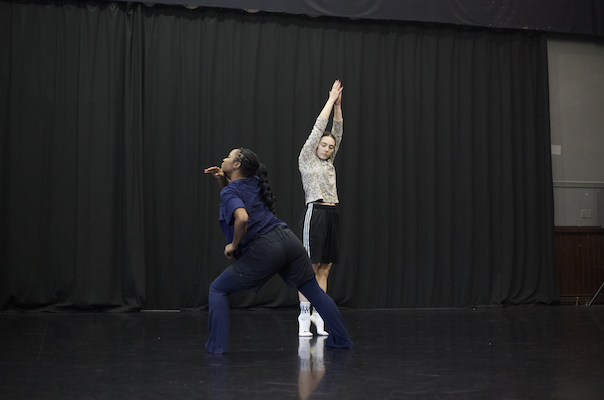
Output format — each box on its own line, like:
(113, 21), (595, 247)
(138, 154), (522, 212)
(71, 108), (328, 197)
(298, 336), (326, 400)
(1, 306), (604, 399)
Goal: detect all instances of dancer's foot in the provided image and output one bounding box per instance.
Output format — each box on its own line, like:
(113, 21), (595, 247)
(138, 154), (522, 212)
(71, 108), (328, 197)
(310, 307), (329, 336)
(298, 302), (313, 337)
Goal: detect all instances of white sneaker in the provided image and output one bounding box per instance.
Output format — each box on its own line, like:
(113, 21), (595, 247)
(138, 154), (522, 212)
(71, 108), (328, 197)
(310, 308), (329, 336)
(298, 312), (313, 337)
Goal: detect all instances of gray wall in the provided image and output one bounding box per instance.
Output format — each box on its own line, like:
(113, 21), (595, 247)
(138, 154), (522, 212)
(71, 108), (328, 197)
(548, 38), (604, 227)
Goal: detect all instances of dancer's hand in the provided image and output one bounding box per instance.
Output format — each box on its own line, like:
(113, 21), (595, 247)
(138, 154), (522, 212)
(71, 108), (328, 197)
(205, 166), (228, 189)
(329, 80), (342, 103)
(335, 84), (343, 106)
(319, 80), (343, 120)
(224, 243), (237, 259)
(204, 166), (225, 179)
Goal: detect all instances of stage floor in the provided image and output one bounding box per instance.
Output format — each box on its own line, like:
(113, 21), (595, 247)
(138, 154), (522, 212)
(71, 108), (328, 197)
(1, 306), (603, 399)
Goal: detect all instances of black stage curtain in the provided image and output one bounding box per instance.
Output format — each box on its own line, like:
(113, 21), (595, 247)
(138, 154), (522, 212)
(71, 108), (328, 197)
(0, 1), (557, 310)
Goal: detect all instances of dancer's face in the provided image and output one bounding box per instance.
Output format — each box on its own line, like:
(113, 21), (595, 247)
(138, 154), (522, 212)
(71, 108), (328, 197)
(221, 149), (241, 177)
(316, 136), (336, 160)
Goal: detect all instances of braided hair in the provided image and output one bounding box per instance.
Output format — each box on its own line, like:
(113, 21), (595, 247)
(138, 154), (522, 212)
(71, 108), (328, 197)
(236, 148), (277, 215)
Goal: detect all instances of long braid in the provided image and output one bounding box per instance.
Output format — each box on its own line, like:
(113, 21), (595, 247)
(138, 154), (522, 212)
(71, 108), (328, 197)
(237, 148), (277, 215)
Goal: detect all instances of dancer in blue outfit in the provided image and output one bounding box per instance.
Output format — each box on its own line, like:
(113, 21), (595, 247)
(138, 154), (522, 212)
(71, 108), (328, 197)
(204, 148), (353, 354)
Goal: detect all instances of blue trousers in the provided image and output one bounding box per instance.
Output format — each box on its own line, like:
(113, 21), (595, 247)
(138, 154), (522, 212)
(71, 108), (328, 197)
(206, 273), (353, 354)
(206, 226), (354, 354)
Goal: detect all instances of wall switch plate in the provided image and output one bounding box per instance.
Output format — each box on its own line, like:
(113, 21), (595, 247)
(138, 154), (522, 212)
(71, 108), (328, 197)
(581, 209), (592, 218)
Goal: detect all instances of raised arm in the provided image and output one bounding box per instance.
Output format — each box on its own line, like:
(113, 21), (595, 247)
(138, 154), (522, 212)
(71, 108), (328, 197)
(299, 80), (343, 165)
(331, 86), (344, 159)
(334, 85), (342, 122)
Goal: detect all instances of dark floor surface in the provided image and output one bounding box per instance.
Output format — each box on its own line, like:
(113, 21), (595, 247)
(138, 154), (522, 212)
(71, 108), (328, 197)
(1, 306), (604, 399)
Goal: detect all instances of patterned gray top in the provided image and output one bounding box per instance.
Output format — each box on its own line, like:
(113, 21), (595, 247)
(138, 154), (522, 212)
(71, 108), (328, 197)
(298, 116), (343, 204)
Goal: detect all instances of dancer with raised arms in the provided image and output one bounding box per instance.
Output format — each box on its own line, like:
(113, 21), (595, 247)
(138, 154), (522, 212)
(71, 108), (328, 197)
(297, 80), (344, 337)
